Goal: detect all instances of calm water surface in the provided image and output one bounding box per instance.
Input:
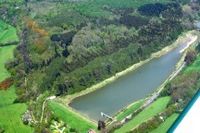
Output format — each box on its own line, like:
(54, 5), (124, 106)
(70, 41), (189, 121)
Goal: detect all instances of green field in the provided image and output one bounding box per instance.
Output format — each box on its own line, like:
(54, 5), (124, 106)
(150, 113), (179, 133)
(0, 21), (33, 133)
(0, 46), (33, 133)
(48, 101), (96, 132)
(0, 86), (33, 133)
(116, 99), (144, 121)
(0, 86), (17, 106)
(115, 97), (171, 133)
(0, 45), (16, 82)
(0, 20), (19, 45)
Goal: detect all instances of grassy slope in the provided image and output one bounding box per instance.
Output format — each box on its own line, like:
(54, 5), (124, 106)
(150, 113), (179, 133)
(116, 99), (144, 121)
(0, 46), (33, 133)
(0, 86), (17, 106)
(48, 101), (96, 132)
(0, 21), (33, 133)
(115, 97), (171, 133)
(0, 87), (33, 133)
(0, 45), (16, 81)
(0, 21), (19, 45)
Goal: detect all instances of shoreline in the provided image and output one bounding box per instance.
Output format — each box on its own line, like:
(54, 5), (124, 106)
(142, 31), (198, 107)
(180, 35), (198, 53)
(57, 30), (198, 124)
(111, 30), (199, 124)
(62, 30), (197, 105)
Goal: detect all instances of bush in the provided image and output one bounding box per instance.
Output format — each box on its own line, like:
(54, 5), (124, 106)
(184, 49), (197, 65)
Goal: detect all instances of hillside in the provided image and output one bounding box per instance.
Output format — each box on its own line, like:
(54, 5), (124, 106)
(0, 0), (200, 132)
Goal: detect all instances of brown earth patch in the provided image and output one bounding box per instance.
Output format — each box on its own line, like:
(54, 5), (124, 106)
(0, 78), (13, 90)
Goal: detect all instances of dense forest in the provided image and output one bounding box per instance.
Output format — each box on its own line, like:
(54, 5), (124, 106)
(7, 1), (185, 99)
(0, 0), (200, 132)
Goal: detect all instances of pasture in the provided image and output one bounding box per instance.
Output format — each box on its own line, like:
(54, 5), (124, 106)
(48, 101), (96, 133)
(115, 97), (171, 133)
(0, 20), (19, 46)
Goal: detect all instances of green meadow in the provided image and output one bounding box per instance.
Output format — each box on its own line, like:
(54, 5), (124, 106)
(0, 87), (33, 133)
(115, 97), (171, 133)
(116, 99), (144, 121)
(0, 20), (19, 45)
(0, 45), (16, 81)
(0, 46), (33, 133)
(0, 20), (33, 133)
(48, 101), (96, 133)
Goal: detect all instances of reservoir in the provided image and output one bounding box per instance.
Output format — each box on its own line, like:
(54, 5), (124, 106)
(70, 38), (191, 121)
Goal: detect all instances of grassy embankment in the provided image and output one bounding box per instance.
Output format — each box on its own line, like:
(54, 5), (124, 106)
(114, 97), (171, 133)
(115, 99), (144, 121)
(0, 21), (33, 133)
(48, 101), (96, 132)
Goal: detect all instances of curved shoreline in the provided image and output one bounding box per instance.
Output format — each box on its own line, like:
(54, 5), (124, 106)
(62, 30), (197, 105)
